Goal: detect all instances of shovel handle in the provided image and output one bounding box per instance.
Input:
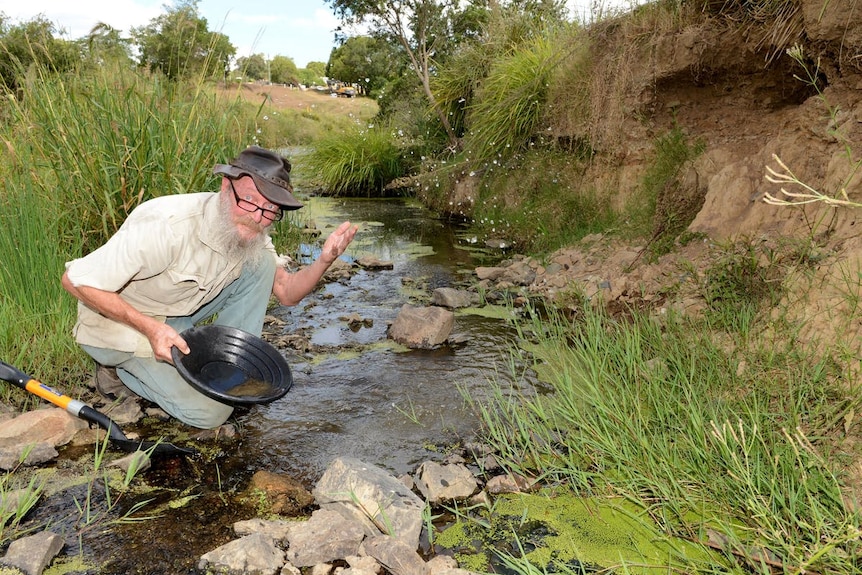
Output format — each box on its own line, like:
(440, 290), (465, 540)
(0, 360), (79, 411)
(0, 360), (120, 439)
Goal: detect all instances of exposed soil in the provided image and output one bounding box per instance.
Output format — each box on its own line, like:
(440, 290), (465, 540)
(216, 82), (376, 117)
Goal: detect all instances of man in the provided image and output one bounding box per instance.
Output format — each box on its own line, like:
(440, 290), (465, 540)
(61, 146), (357, 429)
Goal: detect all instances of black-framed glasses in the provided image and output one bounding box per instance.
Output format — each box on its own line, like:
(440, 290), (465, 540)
(229, 180), (283, 222)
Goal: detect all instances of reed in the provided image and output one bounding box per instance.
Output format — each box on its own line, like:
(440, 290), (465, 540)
(305, 122), (404, 196)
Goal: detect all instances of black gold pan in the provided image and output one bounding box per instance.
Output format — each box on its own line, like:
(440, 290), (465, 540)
(0, 360), (195, 457)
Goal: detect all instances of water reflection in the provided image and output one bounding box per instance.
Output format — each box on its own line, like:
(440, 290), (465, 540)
(240, 197), (517, 481)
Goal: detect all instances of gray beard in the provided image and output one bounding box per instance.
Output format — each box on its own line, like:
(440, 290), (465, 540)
(211, 193), (269, 268)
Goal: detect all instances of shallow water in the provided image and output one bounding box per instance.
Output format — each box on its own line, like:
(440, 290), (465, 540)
(241, 196), (519, 482)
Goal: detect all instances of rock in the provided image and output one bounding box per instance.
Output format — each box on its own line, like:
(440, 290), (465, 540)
(356, 256), (394, 270)
(247, 470), (314, 515)
(345, 555), (382, 573)
(0, 442), (58, 470)
(107, 451), (151, 474)
(233, 518), (295, 543)
(485, 473), (537, 494)
(413, 462), (478, 505)
(474, 267), (506, 281)
(284, 508), (366, 567)
(312, 457), (425, 550)
(1, 530), (64, 575)
(98, 397), (143, 425)
(197, 532), (284, 575)
(387, 305), (454, 349)
(430, 288), (474, 309)
(0, 408), (85, 449)
(361, 535), (427, 575)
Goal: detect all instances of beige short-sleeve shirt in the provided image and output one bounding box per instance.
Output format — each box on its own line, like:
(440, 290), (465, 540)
(65, 192), (275, 356)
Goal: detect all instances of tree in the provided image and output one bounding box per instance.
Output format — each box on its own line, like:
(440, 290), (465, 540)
(0, 15), (80, 91)
(236, 53), (267, 80)
(269, 55), (299, 85)
(326, 0), (462, 150)
(327, 35), (398, 95)
(131, 0), (235, 80)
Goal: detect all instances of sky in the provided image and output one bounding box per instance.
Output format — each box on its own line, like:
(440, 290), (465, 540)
(1, 0), (641, 69)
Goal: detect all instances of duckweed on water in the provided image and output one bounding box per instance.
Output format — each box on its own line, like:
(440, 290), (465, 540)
(437, 489), (722, 573)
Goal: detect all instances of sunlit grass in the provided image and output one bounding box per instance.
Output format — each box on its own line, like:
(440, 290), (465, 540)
(468, 301), (862, 574)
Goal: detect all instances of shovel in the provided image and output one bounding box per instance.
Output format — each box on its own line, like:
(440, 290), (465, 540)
(0, 361), (196, 457)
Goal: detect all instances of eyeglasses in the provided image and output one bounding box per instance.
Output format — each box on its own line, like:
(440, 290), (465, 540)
(229, 180), (283, 222)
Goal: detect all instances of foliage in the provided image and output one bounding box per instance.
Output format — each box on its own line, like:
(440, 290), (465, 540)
(0, 15), (80, 91)
(700, 239), (788, 334)
(305, 122), (406, 196)
(299, 61), (327, 87)
(131, 0), (234, 80)
(471, 301), (862, 574)
(82, 23), (134, 67)
(235, 53), (268, 81)
(326, 0), (472, 149)
(462, 31), (559, 166)
(327, 35), (399, 95)
(469, 148), (616, 254)
(270, 55), (299, 85)
(624, 126), (705, 258)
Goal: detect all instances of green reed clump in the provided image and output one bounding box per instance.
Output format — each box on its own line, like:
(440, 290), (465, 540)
(462, 32), (559, 167)
(472, 304), (862, 574)
(305, 123), (405, 196)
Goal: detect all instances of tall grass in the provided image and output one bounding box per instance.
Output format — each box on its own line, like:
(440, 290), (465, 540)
(470, 303), (862, 574)
(462, 31), (560, 167)
(0, 63), (255, 390)
(305, 122), (405, 196)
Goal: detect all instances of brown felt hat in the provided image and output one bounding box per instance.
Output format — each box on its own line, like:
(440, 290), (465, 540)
(213, 146), (303, 210)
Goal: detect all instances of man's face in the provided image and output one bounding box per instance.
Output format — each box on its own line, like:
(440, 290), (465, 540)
(223, 176), (281, 243)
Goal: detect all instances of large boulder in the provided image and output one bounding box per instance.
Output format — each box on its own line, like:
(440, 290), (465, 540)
(387, 305), (454, 349)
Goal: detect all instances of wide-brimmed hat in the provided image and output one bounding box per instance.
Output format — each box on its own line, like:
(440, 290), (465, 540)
(213, 146), (303, 210)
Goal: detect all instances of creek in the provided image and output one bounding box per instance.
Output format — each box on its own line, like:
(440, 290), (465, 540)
(33, 196), (524, 575)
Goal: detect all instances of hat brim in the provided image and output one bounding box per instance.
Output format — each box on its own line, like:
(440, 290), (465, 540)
(214, 164), (303, 210)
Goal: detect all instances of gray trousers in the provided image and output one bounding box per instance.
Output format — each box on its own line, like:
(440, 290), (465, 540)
(82, 256), (277, 429)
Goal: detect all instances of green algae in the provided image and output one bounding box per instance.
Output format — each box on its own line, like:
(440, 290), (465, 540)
(456, 305), (517, 321)
(43, 555), (99, 575)
(436, 489), (722, 574)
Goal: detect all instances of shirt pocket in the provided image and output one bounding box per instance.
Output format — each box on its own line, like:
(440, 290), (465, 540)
(159, 269), (207, 306)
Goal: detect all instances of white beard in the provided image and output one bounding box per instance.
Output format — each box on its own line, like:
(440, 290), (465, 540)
(211, 192), (269, 268)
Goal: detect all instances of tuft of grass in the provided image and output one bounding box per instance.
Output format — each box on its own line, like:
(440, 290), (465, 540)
(0, 62), (254, 391)
(468, 301), (862, 574)
(305, 122), (406, 196)
(623, 126), (705, 257)
(462, 31), (560, 167)
(467, 148), (618, 255)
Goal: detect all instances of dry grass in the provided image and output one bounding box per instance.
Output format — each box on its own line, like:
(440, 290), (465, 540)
(214, 83), (378, 121)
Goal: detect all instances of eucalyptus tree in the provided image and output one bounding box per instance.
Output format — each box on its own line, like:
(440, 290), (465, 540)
(326, 0), (469, 150)
(270, 55), (299, 85)
(235, 53), (267, 80)
(131, 0), (235, 80)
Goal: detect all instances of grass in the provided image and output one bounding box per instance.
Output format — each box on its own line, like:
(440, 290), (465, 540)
(305, 121), (406, 196)
(463, 292), (862, 574)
